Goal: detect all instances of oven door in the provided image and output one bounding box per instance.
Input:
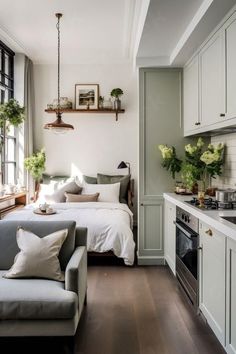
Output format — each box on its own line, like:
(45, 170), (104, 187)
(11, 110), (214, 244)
(175, 220), (198, 280)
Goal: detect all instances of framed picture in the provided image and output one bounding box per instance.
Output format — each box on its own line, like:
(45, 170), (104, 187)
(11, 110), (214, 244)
(75, 84), (99, 109)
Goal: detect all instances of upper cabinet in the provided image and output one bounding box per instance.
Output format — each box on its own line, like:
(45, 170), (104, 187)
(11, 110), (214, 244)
(183, 55), (200, 132)
(184, 9), (236, 136)
(224, 12), (236, 121)
(199, 31), (225, 127)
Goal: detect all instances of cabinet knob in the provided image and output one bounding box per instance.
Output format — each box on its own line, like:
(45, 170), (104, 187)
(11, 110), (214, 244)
(197, 246), (202, 250)
(140, 203), (144, 206)
(220, 113), (225, 117)
(205, 229), (213, 236)
(195, 122), (200, 126)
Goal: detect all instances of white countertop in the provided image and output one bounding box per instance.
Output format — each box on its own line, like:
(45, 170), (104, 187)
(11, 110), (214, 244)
(164, 193), (236, 242)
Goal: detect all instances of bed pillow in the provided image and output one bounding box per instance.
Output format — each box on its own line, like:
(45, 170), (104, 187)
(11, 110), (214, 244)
(82, 182), (120, 203)
(4, 227), (68, 281)
(97, 174), (130, 204)
(65, 192), (99, 203)
(42, 174), (70, 184)
(83, 175), (97, 184)
(45, 181), (82, 203)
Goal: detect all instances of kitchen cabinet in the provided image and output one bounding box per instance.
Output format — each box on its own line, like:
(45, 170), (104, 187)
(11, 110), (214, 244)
(199, 30), (225, 127)
(183, 56), (200, 134)
(183, 9), (236, 136)
(224, 12), (236, 121)
(226, 238), (236, 354)
(139, 68), (183, 265)
(164, 200), (176, 275)
(199, 221), (226, 346)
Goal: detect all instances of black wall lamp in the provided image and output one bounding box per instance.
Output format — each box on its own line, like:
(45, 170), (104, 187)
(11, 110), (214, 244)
(117, 161), (131, 175)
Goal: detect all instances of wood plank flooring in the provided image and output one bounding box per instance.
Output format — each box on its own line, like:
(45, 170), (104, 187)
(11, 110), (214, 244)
(75, 265), (225, 354)
(0, 265), (226, 354)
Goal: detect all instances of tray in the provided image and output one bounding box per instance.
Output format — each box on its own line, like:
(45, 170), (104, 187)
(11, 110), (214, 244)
(33, 208), (56, 215)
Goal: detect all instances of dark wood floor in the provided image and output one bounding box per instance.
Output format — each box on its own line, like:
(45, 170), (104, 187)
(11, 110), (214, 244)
(1, 265), (226, 354)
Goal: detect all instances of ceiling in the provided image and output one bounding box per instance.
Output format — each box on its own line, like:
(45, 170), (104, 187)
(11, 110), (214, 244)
(0, 0), (236, 67)
(137, 0), (236, 66)
(0, 0), (141, 64)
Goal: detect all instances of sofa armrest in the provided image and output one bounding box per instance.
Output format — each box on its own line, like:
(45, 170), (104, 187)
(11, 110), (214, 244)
(65, 246), (87, 309)
(75, 227), (87, 247)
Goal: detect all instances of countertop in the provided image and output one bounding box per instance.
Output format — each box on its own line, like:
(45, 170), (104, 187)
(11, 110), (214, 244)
(164, 193), (236, 242)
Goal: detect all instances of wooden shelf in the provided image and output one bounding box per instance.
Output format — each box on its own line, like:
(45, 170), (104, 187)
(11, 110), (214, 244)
(0, 192), (26, 219)
(44, 108), (125, 121)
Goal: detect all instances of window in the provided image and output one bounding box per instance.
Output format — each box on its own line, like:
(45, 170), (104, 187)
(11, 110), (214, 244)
(0, 40), (15, 184)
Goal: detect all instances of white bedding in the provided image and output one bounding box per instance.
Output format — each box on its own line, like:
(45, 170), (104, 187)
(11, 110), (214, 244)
(4, 202), (135, 265)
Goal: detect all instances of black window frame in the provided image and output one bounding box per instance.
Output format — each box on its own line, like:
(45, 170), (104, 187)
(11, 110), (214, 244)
(0, 40), (15, 185)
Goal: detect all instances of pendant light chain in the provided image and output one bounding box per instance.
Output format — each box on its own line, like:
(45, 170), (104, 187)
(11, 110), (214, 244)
(56, 14), (61, 113)
(44, 13), (74, 131)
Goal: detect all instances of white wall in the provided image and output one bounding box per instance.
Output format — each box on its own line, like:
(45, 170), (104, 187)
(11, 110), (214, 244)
(211, 133), (236, 189)
(33, 62), (138, 216)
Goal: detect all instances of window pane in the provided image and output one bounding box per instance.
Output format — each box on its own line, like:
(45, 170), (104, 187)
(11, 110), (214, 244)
(6, 163), (15, 184)
(7, 125), (15, 136)
(6, 138), (15, 161)
(5, 54), (9, 76)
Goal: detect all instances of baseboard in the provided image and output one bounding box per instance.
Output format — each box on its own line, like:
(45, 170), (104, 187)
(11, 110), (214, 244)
(137, 256), (165, 265)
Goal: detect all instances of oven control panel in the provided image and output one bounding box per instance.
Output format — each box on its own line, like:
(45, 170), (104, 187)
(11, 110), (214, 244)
(176, 207), (199, 234)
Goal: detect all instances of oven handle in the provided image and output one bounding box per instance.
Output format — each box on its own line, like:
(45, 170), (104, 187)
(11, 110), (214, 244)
(173, 221), (194, 240)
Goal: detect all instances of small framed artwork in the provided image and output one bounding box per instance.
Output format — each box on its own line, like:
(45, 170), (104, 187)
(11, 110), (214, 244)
(75, 84), (99, 109)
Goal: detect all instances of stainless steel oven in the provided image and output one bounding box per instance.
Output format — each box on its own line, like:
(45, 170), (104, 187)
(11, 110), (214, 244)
(175, 207), (199, 309)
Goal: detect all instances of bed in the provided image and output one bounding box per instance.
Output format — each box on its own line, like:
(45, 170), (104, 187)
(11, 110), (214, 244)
(3, 177), (135, 266)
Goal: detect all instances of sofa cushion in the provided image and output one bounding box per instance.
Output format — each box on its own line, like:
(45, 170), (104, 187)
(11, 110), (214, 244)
(0, 221), (76, 271)
(0, 271), (78, 320)
(4, 228), (68, 281)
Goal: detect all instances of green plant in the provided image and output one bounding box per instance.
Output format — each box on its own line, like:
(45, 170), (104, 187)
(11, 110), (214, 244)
(158, 145), (182, 179)
(24, 149), (46, 182)
(110, 88), (123, 98)
(0, 98), (25, 131)
(158, 138), (225, 190)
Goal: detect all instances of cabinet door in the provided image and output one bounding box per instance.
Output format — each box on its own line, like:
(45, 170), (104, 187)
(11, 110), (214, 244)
(224, 12), (236, 121)
(199, 31), (225, 127)
(226, 238), (236, 354)
(199, 222), (226, 346)
(164, 200), (176, 275)
(139, 69), (182, 265)
(183, 55), (200, 134)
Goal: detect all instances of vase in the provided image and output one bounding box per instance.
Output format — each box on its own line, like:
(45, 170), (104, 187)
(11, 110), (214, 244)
(114, 98), (121, 111)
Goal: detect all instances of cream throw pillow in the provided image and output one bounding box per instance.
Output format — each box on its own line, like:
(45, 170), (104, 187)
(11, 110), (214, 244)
(82, 182), (120, 203)
(4, 227), (68, 281)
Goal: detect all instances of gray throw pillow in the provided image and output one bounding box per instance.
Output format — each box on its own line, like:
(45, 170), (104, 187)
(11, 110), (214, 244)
(97, 173), (130, 204)
(4, 227), (68, 281)
(45, 181), (82, 203)
(83, 175), (97, 184)
(42, 174), (70, 184)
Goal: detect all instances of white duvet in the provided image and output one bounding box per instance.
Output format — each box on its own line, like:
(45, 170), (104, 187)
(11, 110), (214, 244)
(4, 202), (135, 265)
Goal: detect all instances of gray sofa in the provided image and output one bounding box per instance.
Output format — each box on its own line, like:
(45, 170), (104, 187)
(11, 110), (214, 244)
(0, 220), (87, 337)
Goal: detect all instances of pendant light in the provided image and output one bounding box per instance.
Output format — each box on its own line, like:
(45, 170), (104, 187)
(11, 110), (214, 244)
(44, 13), (74, 133)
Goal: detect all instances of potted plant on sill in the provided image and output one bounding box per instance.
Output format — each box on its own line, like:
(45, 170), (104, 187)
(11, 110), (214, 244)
(24, 148), (46, 201)
(0, 98), (25, 184)
(110, 88), (123, 111)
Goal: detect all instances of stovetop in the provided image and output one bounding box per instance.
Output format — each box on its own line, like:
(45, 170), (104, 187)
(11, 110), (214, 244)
(185, 197), (236, 210)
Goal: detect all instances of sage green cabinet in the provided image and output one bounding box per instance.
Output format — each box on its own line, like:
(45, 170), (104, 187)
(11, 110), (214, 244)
(224, 11), (236, 121)
(164, 200), (176, 275)
(226, 238), (236, 354)
(199, 221), (226, 347)
(138, 68), (183, 265)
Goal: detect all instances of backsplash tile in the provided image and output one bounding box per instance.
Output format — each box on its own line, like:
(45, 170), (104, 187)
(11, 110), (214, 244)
(211, 133), (236, 189)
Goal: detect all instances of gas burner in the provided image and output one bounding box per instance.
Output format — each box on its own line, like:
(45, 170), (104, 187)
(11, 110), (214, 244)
(186, 197), (236, 210)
